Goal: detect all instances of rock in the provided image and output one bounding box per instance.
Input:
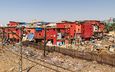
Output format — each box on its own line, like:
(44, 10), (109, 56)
(92, 61), (97, 64)
(8, 67), (15, 72)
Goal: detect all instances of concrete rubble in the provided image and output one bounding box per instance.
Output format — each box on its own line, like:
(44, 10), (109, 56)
(1, 45), (115, 72)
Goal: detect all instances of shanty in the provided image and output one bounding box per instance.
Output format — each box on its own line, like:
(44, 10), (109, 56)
(0, 0), (115, 72)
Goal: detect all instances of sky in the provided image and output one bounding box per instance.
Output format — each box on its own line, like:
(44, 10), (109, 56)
(0, 0), (115, 25)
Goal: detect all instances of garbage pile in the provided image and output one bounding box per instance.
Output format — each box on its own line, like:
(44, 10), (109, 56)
(70, 32), (115, 54)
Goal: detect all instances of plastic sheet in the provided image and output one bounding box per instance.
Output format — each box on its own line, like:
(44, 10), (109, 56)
(27, 33), (34, 41)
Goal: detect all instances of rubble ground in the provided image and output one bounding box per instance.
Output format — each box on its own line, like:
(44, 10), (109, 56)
(0, 45), (115, 72)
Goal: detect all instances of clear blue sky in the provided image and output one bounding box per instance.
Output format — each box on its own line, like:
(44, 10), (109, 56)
(0, 0), (115, 25)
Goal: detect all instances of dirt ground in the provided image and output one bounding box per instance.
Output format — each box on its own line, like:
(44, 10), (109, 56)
(0, 48), (55, 72)
(0, 45), (115, 72)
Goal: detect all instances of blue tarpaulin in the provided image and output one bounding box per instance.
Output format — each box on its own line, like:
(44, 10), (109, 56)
(27, 33), (34, 41)
(35, 28), (43, 31)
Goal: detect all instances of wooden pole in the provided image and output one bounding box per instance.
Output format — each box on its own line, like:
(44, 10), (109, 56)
(19, 27), (23, 72)
(2, 28), (4, 49)
(44, 26), (46, 56)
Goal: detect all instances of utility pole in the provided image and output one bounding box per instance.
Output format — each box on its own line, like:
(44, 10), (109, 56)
(19, 26), (23, 72)
(2, 28), (4, 49)
(44, 25), (47, 57)
(74, 32), (77, 45)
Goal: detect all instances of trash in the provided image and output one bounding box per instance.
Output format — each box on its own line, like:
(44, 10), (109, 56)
(22, 34), (28, 41)
(8, 67), (15, 72)
(109, 45), (115, 52)
(57, 33), (62, 39)
(57, 42), (63, 46)
(46, 41), (52, 46)
(109, 48), (115, 52)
